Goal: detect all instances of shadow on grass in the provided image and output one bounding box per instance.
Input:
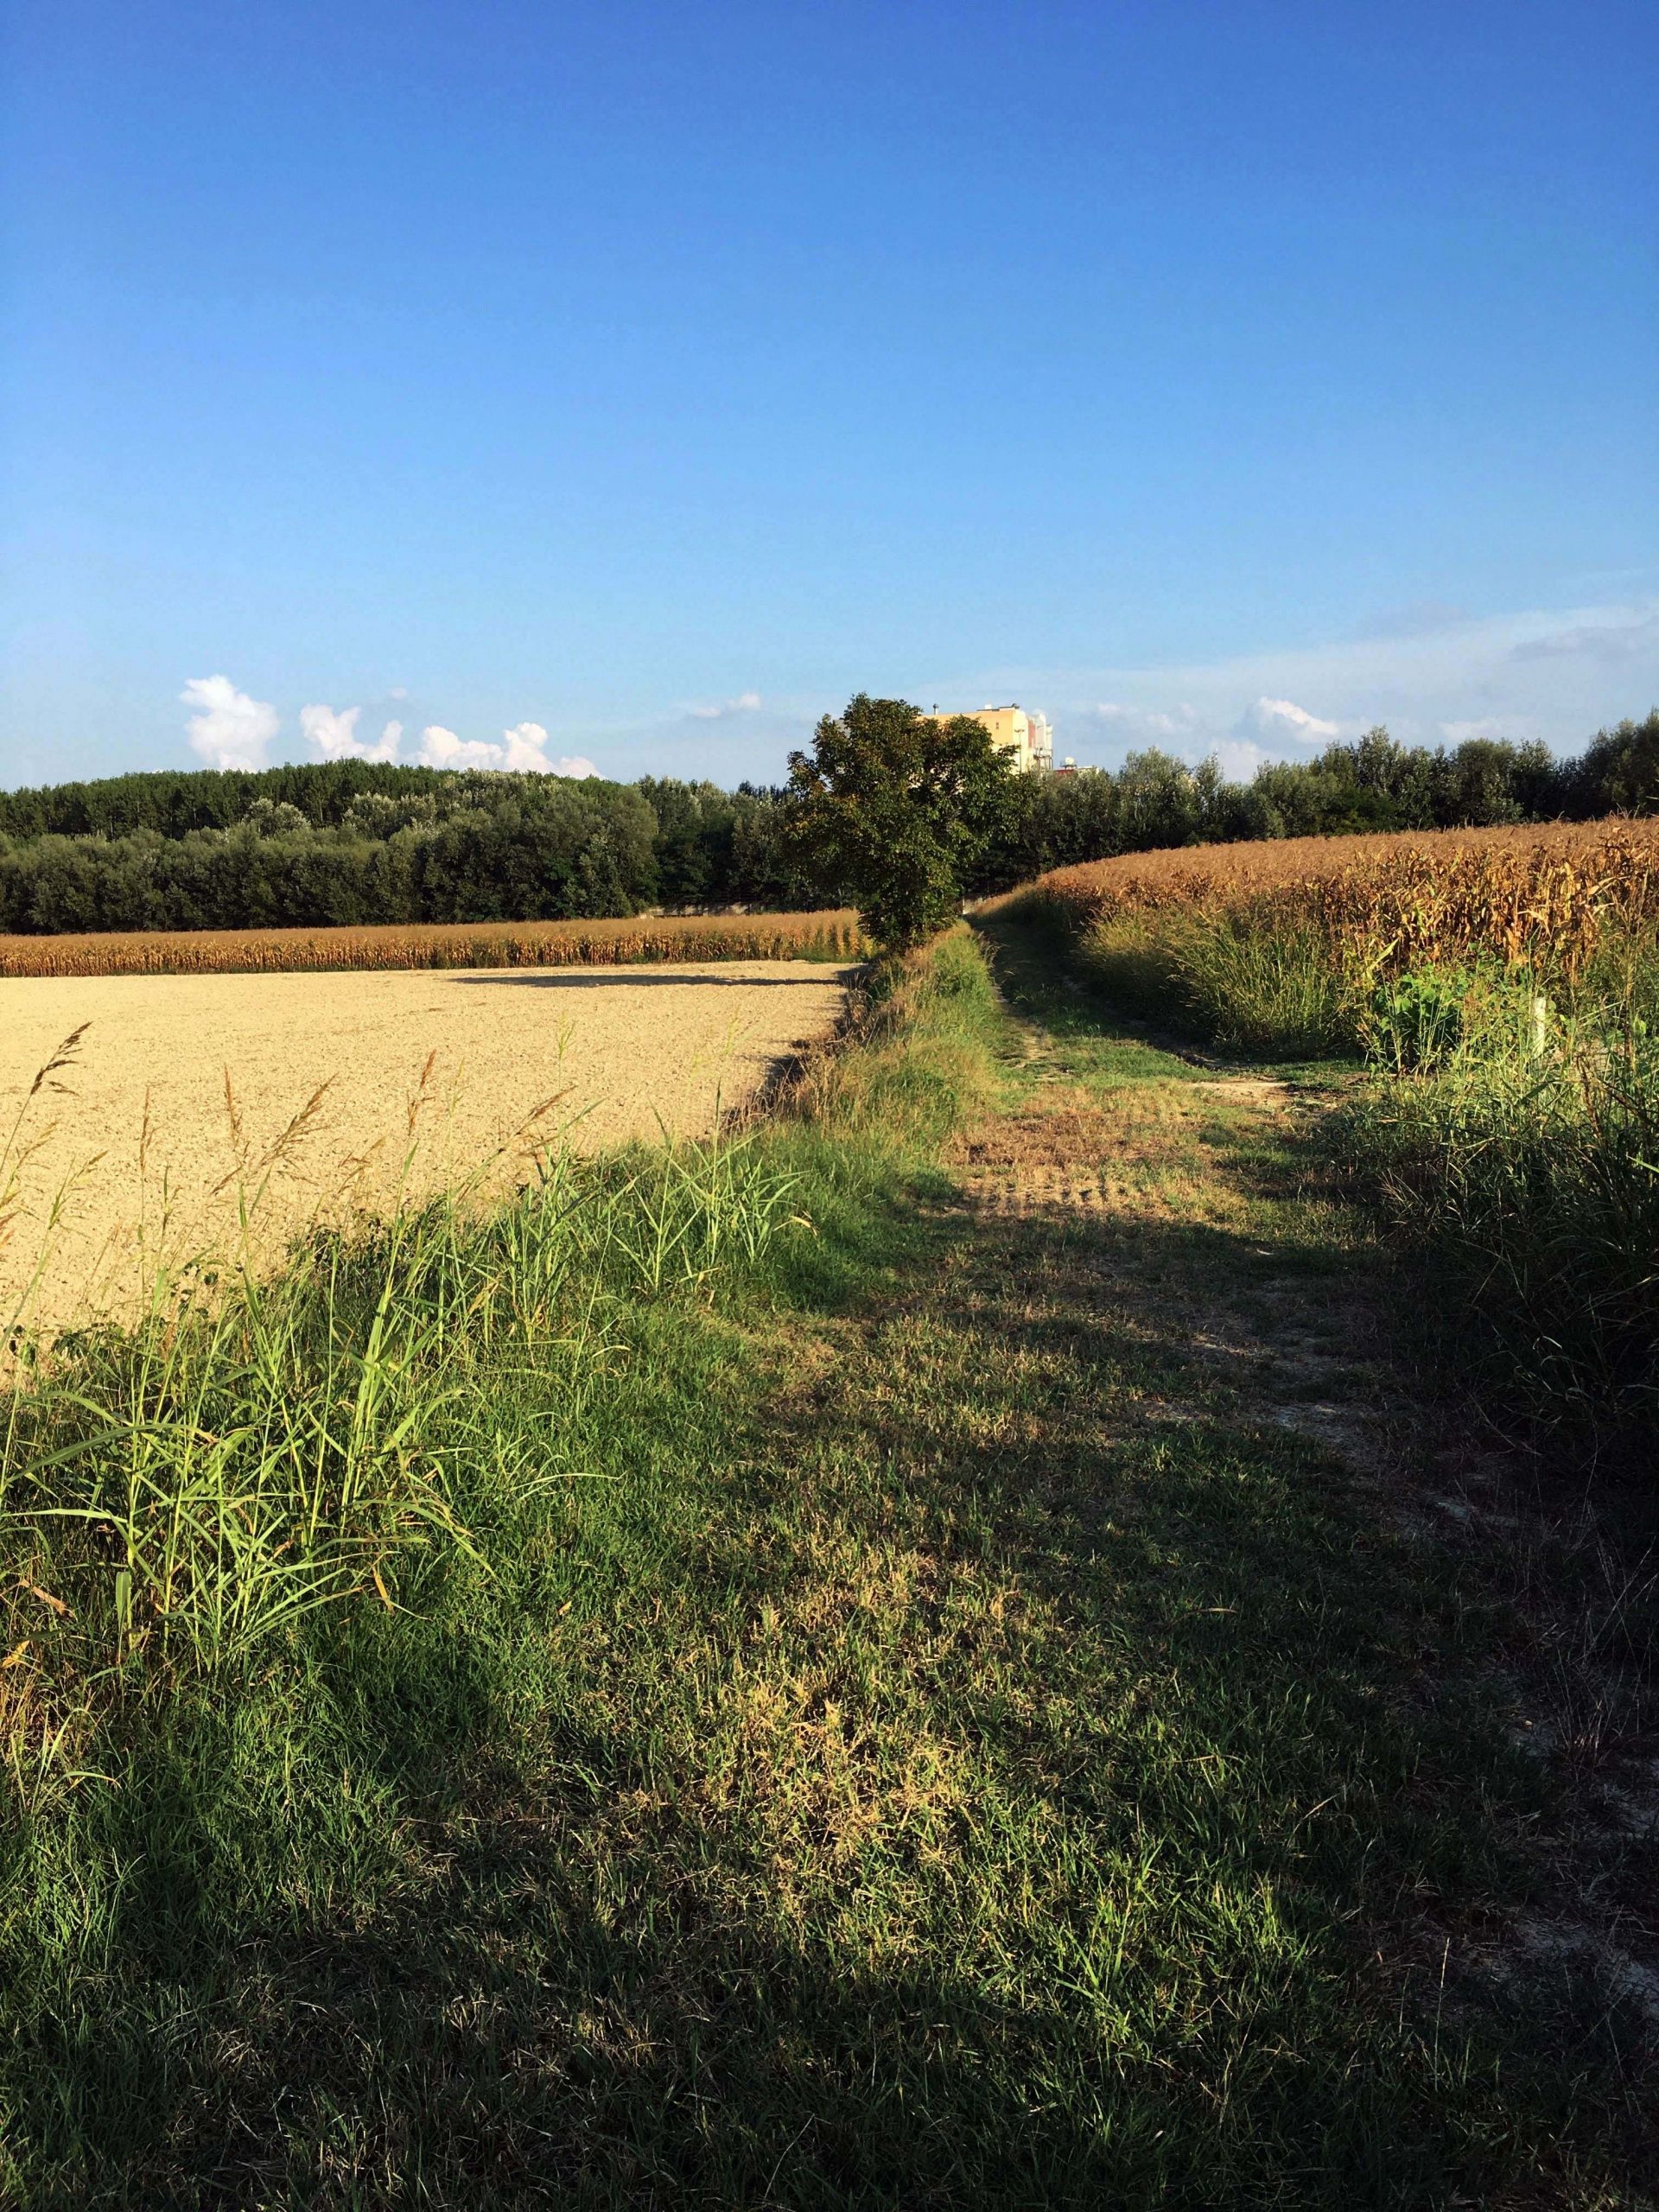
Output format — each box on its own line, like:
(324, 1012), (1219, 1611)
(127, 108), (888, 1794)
(8, 1181), (1650, 2208)
(970, 908), (1363, 1086)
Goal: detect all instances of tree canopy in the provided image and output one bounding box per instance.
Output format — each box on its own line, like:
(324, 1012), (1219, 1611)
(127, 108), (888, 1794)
(785, 696), (1017, 950)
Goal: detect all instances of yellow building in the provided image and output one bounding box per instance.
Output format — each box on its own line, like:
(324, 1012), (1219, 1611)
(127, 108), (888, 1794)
(922, 702), (1053, 773)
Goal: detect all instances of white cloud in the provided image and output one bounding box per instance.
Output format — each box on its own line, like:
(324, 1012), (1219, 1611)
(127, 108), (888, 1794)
(181, 675), (280, 771)
(499, 721), (557, 772)
(686, 690), (764, 721)
(416, 722), (597, 777)
(1088, 709), (1307, 783)
(954, 591), (1659, 786)
(1236, 696), (1340, 745)
(1075, 695), (1342, 769)
(299, 703), (403, 763)
(418, 725), (500, 770)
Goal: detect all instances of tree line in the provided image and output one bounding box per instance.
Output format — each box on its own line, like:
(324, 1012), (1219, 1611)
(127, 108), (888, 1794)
(0, 772), (818, 937)
(0, 711), (1652, 937)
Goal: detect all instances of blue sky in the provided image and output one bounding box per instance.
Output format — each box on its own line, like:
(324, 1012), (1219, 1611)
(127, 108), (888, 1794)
(3, 0), (1656, 791)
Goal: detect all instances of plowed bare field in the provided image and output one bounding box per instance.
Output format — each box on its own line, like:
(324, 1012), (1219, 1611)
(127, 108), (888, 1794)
(0, 961), (852, 1331)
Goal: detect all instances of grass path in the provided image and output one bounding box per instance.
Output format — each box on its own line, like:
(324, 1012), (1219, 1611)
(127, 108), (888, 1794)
(4, 925), (1653, 2207)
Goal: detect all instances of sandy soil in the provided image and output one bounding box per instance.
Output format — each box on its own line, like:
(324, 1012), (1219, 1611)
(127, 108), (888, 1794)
(0, 961), (851, 1330)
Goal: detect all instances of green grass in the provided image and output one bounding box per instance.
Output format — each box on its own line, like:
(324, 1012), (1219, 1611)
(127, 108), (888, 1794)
(0, 926), (1651, 2206)
(1344, 957), (1659, 1467)
(1079, 906), (1355, 1059)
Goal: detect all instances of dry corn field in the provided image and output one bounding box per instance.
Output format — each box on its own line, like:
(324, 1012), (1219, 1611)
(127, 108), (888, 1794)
(0, 960), (854, 1333)
(0, 908), (866, 979)
(1001, 817), (1659, 977)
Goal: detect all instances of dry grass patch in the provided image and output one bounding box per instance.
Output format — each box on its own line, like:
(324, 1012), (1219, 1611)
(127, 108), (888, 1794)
(952, 1075), (1300, 1227)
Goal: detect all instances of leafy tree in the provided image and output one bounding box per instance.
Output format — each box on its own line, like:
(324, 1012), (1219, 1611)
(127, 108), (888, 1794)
(1113, 749), (1199, 850)
(636, 777), (740, 908)
(1571, 711), (1659, 816)
(785, 695), (1016, 950)
(1011, 768), (1122, 877)
(1192, 754), (1280, 843)
(243, 798), (312, 839)
(1444, 738), (1526, 826)
(727, 786), (823, 909)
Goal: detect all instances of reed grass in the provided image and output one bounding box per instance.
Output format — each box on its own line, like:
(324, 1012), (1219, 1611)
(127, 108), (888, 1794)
(1345, 960), (1659, 1463)
(0, 1123), (815, 1699)
(1081, 908), (1352, 1057)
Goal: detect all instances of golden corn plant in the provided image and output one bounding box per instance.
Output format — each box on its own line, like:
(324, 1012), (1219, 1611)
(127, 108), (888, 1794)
(0, 910), (868, 979)
(1001, 820), (1659, 983)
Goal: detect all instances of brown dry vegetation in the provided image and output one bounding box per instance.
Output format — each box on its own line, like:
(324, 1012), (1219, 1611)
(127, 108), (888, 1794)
(0, 908), (865, 979)
(998, 817), (1659, 979)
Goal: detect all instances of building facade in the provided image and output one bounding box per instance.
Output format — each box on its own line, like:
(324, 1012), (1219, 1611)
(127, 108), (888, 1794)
(921, 703), (1054, 773)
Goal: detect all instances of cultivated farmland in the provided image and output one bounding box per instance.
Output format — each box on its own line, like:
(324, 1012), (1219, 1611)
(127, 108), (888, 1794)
(1002, 816), (1659, 978)
(0, 908), (865, 979)
(0, 958), (853, 1332)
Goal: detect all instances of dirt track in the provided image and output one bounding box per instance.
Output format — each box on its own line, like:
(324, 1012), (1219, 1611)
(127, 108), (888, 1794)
(0, 961), (851, 1330)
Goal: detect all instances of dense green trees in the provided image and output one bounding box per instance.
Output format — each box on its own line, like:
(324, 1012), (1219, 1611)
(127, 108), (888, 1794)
(988, 712), (1656, 878)
(1567, 712), (1659, 817)
(0, 759), (448, 843)
(0, 709), (1651, 936)
(0, 772), (814, 936)
(634, 778), (823, 912)
(0, 778), (659, 935)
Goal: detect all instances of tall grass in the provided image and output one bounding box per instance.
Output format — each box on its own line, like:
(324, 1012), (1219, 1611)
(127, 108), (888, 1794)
(0, 1127), (823, 1707)
(1080, 907), (1351, 1057)
(1348, 953), (1659, 1462)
